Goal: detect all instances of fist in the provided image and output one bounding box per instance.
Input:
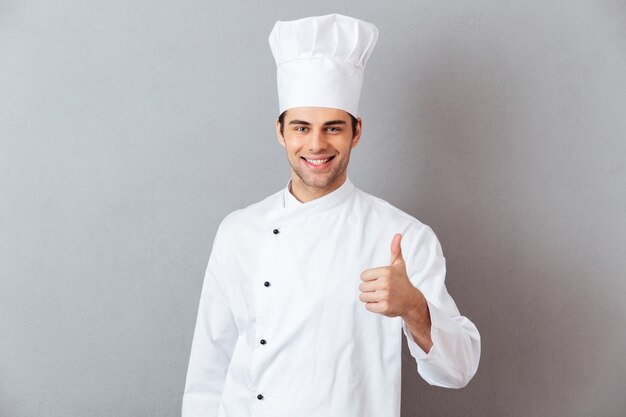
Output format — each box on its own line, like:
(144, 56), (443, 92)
(358, 233), (423, 317)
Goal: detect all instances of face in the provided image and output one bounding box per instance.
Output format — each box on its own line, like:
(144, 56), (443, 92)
(276, 107), (362, 200)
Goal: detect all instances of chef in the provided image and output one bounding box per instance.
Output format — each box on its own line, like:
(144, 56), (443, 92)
(182, 13), (480, 417)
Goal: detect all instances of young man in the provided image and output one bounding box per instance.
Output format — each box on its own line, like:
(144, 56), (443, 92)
(182, 14), (480, 417)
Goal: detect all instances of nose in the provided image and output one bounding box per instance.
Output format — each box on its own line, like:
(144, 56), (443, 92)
(308, 128), (327, 152)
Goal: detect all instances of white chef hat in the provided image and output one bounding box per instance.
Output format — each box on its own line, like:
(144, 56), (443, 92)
(268, 13), (379, 118)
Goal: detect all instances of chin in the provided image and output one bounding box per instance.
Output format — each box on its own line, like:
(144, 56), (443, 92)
(302, 173), (342, 190)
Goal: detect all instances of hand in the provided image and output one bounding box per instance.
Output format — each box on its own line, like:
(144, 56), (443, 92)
(358, 233), (424, 318)
(359, 233), (433, 352)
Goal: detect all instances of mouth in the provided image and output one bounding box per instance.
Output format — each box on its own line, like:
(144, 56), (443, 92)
(301, 155), (335, 169)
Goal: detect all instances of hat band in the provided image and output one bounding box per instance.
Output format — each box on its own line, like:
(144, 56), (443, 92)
(277, 58), (363, 117)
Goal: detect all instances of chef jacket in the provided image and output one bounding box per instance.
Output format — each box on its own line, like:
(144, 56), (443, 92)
(182, 177), (480, 417)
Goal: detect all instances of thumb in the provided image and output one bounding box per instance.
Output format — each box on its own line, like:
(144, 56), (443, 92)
(390, 233), (404, 265)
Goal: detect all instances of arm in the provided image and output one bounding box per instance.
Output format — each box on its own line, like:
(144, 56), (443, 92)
(182, 224), (238, 416)
(402, 225), (481, 389)
(358, 225), (480, 388)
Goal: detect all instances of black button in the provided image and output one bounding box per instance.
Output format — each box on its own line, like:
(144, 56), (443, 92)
(264, 281), (271, 287)
(273, 229), (279, 234)
(260, 339), (266, 345)
(257, 394), (264, 400)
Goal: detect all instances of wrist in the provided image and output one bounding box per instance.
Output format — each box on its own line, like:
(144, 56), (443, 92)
(401, 289), (433, 353)
(401, 288), (429, 325)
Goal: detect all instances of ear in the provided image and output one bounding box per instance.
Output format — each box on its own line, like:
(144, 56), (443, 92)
(351, 117), (363, 149)
(276, 117), (286, 148)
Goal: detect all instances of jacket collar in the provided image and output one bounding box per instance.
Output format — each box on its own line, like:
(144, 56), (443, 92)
(268, 177), (356, 224)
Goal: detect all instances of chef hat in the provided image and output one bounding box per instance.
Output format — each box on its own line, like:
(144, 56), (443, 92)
(268, 13), (379, 118)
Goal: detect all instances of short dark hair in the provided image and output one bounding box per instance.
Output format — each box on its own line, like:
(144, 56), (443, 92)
(278, 110), (359, 138)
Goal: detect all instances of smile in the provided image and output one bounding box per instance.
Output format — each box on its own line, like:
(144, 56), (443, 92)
(302, 156), (335, 168)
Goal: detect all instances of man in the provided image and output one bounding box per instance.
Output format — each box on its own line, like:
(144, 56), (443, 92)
(182, 13), (480, 417)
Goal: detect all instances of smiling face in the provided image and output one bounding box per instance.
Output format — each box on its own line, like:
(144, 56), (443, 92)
(276, 107), (362, 202)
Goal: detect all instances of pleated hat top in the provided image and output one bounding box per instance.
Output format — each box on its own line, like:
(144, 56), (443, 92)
(268, 13), (379, 117)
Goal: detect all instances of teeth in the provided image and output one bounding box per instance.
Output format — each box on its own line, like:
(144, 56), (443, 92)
(305, 158), (330, 166)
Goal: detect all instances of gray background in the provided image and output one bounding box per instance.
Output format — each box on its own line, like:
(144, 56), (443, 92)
(1, 0), (625, 416)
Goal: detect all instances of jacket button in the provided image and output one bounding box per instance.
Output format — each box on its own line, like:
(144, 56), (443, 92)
(264, 281), (271, 287)
(260, 339), (267, 345)
(273, 228), (279, 234)
(257, 394), (264, 400)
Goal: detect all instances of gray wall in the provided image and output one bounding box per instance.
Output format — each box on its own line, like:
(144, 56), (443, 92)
(1, 1), (625, 416)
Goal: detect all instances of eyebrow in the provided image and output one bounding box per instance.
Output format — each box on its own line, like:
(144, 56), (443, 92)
(288, 119), (347, 126)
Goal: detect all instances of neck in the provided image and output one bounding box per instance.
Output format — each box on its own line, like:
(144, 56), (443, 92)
(289, 174), (347, 203)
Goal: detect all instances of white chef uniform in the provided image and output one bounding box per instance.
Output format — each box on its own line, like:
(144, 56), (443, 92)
(182, 177), (481, 417)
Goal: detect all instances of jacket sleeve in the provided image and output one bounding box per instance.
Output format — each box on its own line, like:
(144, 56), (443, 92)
(401, 224), (481, 388)
(182, 222), (238, 416)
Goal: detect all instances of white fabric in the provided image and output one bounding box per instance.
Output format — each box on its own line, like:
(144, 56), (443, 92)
(268, 14), (379, 117)
(182, 178), (481, 417)
(283, 180), (303, 208)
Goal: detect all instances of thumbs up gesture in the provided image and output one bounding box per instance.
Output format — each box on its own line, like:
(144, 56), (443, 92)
(359, 233), (423, 317)
(359, 233), (433, 351)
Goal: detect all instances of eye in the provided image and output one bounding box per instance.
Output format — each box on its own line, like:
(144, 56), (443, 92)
(326, 126), (340, 132)
(294, 126), (308, 132)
